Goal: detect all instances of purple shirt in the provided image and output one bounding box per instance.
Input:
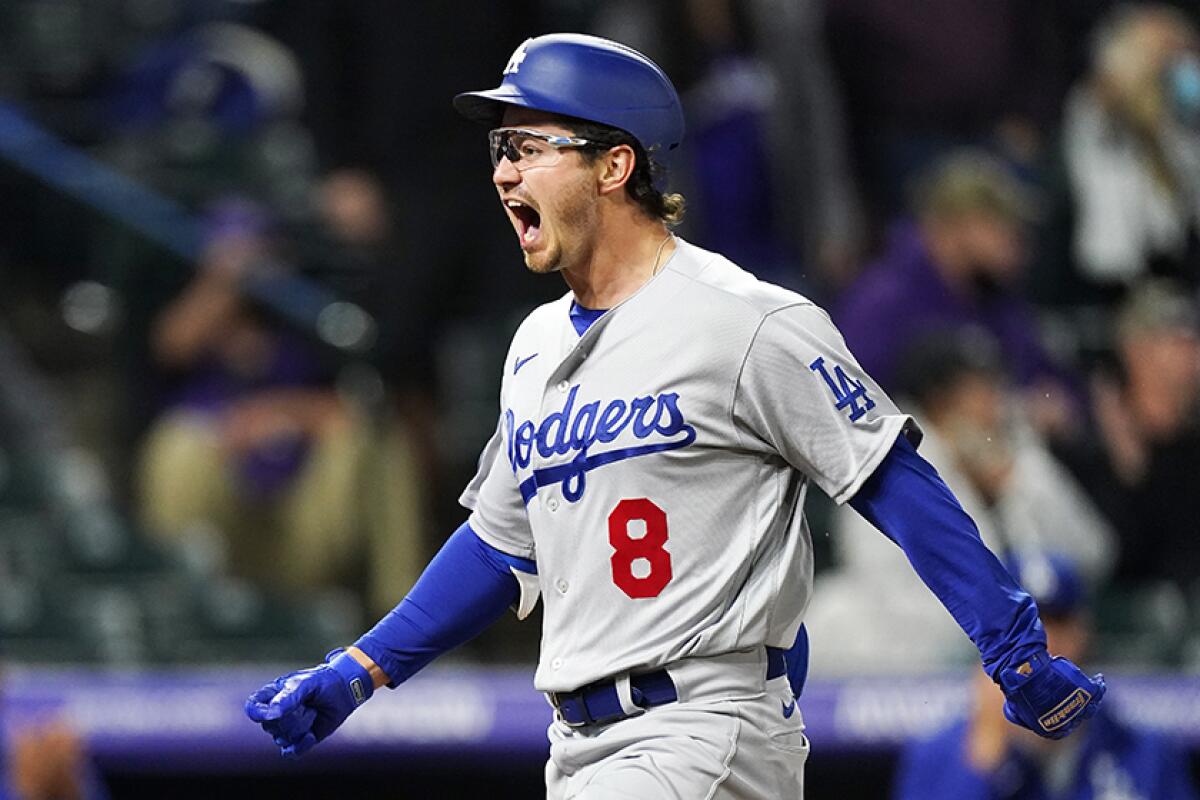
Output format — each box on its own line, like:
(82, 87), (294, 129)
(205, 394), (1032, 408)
(834, 222), (1057, 391)
(168, 329), (331, 497)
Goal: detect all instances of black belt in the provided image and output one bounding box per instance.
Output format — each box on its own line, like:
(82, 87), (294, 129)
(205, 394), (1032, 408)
(550, 647), (787, 727)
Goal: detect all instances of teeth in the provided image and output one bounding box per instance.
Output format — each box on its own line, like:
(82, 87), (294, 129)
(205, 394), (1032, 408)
(524, 229), (537, 241)
(507, 200), (524, 208)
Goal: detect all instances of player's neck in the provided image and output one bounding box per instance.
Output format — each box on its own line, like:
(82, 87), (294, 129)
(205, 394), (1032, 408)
(561, 215), (675, 309)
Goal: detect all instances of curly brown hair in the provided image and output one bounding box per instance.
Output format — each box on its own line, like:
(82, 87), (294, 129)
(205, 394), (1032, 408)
(565, 118), (686, 226)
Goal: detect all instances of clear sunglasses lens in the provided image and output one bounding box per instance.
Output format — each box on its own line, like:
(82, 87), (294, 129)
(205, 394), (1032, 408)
(488, 131), (506, 168)
(488, 130), (572, 170)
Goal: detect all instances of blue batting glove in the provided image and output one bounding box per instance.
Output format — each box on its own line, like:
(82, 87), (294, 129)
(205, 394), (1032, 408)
(997, 651), (1106, 739)
(244, 648), (374, 757)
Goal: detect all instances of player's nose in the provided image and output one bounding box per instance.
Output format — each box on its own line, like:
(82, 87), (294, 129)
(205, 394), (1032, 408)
(492, 155), (521, 189)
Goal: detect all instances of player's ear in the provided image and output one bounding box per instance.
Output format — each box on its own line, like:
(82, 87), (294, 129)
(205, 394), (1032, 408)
(595, 144), (636, 196)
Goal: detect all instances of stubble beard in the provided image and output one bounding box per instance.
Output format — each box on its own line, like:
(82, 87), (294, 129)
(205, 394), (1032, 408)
(523, 243), (562, 274)
(521, 173), (597, 276)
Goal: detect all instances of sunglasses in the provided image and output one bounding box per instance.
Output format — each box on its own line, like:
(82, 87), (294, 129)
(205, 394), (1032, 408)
(488, 127), (604, 170)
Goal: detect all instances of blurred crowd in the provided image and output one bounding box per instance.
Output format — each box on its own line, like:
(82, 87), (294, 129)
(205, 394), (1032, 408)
(1, 0), (1200, 796)
(0, 0), (1198, 676)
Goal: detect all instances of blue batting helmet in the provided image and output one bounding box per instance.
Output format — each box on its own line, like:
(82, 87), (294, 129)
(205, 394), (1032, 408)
(453, 33), (685, 168)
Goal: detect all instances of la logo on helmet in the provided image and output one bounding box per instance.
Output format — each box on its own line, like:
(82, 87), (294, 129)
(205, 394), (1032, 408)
(504, 40), (531, 75)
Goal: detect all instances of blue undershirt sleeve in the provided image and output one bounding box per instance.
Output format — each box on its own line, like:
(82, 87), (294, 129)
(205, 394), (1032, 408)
(848, 435), (1046, 679)
(353, 522), (537, 687)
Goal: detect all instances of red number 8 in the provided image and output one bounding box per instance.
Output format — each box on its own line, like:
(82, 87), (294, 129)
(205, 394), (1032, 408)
(608, 498), (672, 598)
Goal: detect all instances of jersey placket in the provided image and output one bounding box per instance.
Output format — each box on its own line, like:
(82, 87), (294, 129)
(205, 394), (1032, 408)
(528, 312), (609, 519)
(526, 313), (611, 679)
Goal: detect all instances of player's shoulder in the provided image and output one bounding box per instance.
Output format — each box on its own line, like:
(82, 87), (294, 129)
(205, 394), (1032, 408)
(665, 239), (818, 321)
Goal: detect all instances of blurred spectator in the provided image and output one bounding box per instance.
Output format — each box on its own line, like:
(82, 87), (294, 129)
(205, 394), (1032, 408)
(308, 168), (435, 616)
(835, 150), (1079, 438)
(893, 553), (1198, 800)
(103, 20), (314, 216)
(2, 718), (109, 800)
(136, 180), (425, 616)
(299, 168), (436, 616)
(893, 333), (1116, 583)
(1057, 4), (1200, 302)
(1062, 280), (1200, 594)
(98, 20), (325, 491)
(805, 331), (1114, 675)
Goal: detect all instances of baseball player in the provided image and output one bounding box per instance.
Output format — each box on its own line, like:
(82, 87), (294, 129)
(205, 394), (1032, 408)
(246, 34), (1106, 798)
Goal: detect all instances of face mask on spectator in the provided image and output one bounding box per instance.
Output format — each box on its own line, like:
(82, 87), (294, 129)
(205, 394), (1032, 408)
(1166, 52), (1200, 126)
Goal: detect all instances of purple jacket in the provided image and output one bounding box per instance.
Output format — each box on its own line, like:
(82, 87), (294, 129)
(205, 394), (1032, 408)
(834, 222), (1059, 392)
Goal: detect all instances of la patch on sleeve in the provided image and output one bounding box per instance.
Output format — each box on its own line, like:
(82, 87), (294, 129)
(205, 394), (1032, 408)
(809, 356), (875, 422)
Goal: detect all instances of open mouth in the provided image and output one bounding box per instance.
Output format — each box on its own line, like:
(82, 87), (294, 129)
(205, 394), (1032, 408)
(505, 198), (542, 248)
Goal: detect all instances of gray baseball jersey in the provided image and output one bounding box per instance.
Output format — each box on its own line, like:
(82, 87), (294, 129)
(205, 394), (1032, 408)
(462, 237), (917, 693)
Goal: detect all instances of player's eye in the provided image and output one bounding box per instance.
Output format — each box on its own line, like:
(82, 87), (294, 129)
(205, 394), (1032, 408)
(514, 137), (548, 160)
(489, 130), (525, 167)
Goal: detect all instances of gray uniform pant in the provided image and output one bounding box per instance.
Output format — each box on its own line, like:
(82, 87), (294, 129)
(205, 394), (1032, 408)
(545, 648), (808, 799)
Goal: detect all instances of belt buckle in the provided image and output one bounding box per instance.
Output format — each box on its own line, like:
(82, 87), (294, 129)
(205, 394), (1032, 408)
(549, 690), (590, 728)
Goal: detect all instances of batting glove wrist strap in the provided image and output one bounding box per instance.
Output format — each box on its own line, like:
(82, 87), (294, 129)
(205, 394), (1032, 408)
(326, 648), (374, 706)
(997, 652), (1106, 740)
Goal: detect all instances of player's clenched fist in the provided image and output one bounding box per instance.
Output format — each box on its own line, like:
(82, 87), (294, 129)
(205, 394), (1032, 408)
(245, 648), (373, 757)
(998, 652), (1106, 739)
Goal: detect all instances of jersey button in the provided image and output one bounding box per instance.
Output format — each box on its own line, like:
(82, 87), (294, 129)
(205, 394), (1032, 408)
(551, 658), (563, 670)
(555, 579), (569, 593)
(556, 380), (569, 393)
(546, 497), (559, 512)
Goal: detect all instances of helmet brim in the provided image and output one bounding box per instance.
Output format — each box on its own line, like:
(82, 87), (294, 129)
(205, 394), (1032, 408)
(453, 87), (530, 128)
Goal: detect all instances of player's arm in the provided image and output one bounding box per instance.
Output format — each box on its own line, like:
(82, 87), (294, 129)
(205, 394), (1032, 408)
(244, 522), (536, 757)
(731, 304), (1105, 739)
(849, 434), (1105, 739)
(352, 521), (537, 686)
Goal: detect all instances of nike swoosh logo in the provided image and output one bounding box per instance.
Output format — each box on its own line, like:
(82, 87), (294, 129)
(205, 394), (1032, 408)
(513, 353), (538, 375)
(782, 699), (796, 719)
